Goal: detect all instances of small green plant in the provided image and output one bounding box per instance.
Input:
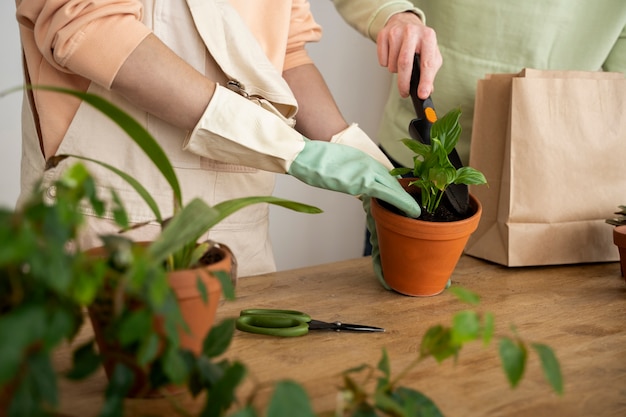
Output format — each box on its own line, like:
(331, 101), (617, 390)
(606, 205), (626, 226)
(335, 287), (562, 416)
(389, 108), (487, 215)
(191, 287), (563, 417)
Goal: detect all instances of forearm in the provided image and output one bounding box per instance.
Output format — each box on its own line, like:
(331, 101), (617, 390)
(111, 34), (216, 131)
(282, 63), (348, 141)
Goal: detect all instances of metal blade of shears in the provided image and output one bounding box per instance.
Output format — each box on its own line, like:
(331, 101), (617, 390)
(408, 54), (470, 216)
(307, 320), (385, 332)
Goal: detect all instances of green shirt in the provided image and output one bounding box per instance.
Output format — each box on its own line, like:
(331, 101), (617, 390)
(334, 0), (626, 166)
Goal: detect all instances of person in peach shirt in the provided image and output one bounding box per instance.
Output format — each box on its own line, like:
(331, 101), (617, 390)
(14, 0), (424, 286)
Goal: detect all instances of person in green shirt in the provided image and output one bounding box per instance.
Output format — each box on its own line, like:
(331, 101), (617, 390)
(336, 0), (626, 166)
(334, 0), (626, 255)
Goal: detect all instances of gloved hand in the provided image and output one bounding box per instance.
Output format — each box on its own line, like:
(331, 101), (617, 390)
(329, 124), (419, 288)
(184, 85), (421, 286)
(287, 137), (421, 288)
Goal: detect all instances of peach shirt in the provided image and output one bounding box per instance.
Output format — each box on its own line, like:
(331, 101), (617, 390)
(15, 0), (322, 158)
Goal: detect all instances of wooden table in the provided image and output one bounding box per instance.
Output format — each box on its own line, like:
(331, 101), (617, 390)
(54, 256), (626, 416)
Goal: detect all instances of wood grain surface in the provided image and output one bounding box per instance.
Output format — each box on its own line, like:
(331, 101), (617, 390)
(52, 256), (626, 416)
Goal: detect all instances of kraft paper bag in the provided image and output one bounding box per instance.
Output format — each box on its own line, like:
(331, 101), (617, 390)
(465, 69), (626, 266)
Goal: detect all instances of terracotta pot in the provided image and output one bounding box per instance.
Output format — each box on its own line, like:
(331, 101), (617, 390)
(612, 225), (626, 280)
(371, 178), (482, 296)
(87, 243), (232, 397)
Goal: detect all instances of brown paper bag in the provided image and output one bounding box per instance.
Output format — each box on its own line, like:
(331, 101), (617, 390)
(465, 69), (626, 266)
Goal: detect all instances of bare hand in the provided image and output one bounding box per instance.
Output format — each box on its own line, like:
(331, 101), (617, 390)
(376, 12), (442, 99)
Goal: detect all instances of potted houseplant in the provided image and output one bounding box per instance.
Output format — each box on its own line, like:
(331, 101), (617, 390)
(606, 205), (626, 279)
(370, 108), (487, 296)
(0, 86), (322, 415)
(45, 87), (324, 402)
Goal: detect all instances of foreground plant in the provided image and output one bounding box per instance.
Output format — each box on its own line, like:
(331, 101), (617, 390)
(390, 108), (487, 215)
(0, 164), (125, 417)
(1, 86), (321, 417)
(335, 287), (563, 416)
(185, 287), (562, 417)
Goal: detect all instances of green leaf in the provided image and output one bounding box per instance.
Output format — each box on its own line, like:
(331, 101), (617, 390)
(196, 275), (209, 304)
(266, 380), (316, 417)
(451, 310), (480, 344)
(44, 308), (79, 349)
(8, 352), (58, 417)
(431, 107), (462, 154)
(482, 312), (495, 346)
(399, 138), (431, 157)
(118, 310), (152, 347)
(162, 347), (189, 384)
(202, 318), (236, 358)
(420, 325), (459, 363)
(373, 390), (405, 416)
(532, 343), (564, 395)
(188, 355), (223, 396)
(213, 270), (236, 301)
(31, 86), (183, 208)
(66, 340), (102, 380)
(211, 196), (322, 227)
(377, 348), (391, 380)
(148, 199), (219, 265)
(0, 305), (46, 384)
(137, 333), (161, 366)
(110, 189), (129, 229)
(448, 287), (480, 305)
(454, 167), (487, 186)
(389, 167), (413, 177)
(499, 337), (527, 388)
(201, 361), (247, 417)
(149, 197), (321, 269)
(99, 364), (134, 417)
(54, 154), (164, 223)
(391, 387), (444, 417)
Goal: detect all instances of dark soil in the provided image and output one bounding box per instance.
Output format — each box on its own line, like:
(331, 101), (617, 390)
(380, 190), (471, 222)
(199, 245), (226, 265)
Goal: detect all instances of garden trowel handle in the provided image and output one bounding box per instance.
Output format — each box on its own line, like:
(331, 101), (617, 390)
(409, 54), (437, 145)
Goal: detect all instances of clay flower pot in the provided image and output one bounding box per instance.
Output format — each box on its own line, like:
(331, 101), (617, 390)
(371, 179), (482, 296)
(612, 225), (626, 280)
(87, 244), (232, 397)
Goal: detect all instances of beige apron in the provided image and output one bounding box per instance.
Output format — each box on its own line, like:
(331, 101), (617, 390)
(19, 0), (300, 277)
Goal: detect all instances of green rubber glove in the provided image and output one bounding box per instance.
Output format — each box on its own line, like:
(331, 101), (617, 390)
(288, 140), (420, 289)
(362, 197), (389, 289)
(287, 140), (421, 218)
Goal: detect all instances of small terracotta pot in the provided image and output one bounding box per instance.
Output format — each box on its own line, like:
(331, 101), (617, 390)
(612, 225), (626, 280)
(371, 179), (482, 296)
(87, 243), (231, 397)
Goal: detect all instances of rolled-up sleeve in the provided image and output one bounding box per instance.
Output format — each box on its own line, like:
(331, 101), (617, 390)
(332, 0), (424, 42)
(17, 0), (151, 88)
(604, 24), (626, 75)
(284, 0), (322, 71)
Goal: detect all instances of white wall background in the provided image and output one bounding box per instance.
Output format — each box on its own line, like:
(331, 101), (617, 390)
(0, 2), (392, 271)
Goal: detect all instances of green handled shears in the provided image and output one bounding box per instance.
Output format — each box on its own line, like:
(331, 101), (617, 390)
(235, 308), (385, 337)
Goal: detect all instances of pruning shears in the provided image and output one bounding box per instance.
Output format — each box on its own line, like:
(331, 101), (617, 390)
(408, 54), (470, 216)
(235, 308), (385, 337)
